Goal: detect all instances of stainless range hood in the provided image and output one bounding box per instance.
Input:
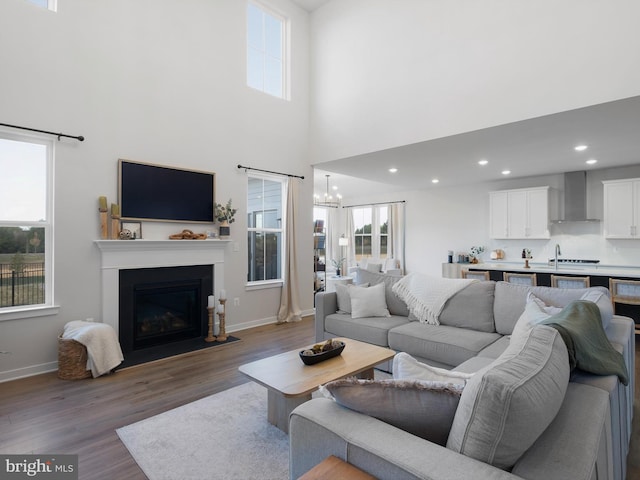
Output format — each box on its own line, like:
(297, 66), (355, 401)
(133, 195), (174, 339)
(553, 171), (600, 223)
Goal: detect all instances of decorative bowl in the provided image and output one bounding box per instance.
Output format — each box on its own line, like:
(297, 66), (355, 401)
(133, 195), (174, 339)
(299, 341), (345, 365)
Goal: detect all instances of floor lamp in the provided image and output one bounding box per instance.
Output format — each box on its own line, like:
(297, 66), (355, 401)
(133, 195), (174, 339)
(339, 235), (349, 276)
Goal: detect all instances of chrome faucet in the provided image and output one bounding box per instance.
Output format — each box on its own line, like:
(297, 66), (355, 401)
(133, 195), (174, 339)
(554, 244), (562, 271)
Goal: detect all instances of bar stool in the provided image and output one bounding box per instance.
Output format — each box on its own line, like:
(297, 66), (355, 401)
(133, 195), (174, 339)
(503, 272), (537, 286)
(551, 275), (590, 289)
(461, 270), (490, 280)
(609, 278), (640, 334)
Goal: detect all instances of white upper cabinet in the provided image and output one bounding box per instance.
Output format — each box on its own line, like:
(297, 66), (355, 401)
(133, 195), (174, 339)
(603, 178), (640, 238)
(489, 187), (550, 239)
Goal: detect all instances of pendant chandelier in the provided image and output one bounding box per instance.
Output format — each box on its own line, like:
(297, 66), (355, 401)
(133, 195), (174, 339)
(314, 174), (341, 208)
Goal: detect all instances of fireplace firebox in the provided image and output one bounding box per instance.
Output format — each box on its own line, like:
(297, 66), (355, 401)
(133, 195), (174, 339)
(119, 265), (213, 365)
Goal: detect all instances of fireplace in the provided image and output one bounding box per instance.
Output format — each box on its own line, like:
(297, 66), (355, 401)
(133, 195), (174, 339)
(95, 239), (228, 367)
(118, 265), (213, 364)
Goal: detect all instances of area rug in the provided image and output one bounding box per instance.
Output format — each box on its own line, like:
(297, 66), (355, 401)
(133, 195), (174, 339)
(117, 382), (289, 480)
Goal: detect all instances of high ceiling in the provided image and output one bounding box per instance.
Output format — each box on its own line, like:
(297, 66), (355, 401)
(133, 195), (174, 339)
(291, 0), (331, 12)
(314, 95), (640, 200)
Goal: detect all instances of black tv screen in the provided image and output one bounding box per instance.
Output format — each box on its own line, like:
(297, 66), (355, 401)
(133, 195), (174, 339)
(118, 159), (215, 223)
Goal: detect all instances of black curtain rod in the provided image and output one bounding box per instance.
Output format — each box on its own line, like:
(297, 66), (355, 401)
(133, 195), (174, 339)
(237, 164), (304, 179)
(0, 122), (84, 142)
(344, 200), (406, 208)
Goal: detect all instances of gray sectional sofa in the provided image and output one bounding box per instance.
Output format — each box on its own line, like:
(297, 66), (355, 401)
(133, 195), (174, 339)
(289, 268), (635, 480)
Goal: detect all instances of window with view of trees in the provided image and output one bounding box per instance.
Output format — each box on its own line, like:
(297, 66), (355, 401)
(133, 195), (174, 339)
(247, 175), (284, 283)
(352, 206), (389, 262)
(0, 133), (53, 310)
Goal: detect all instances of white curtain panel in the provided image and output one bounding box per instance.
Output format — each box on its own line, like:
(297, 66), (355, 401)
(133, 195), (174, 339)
(346, 208), (356, 269)
(277, 178), (302, 323)
(390, 203), (406, 274)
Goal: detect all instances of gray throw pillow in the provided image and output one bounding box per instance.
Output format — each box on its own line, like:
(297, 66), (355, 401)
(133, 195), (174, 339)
(446, 325), (569, 470)
(323, 377), (464, 446)
(350, 282), (390, 318)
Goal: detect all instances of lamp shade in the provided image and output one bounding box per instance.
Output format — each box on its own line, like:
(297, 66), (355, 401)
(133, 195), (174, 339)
(338, 236), (349, 246)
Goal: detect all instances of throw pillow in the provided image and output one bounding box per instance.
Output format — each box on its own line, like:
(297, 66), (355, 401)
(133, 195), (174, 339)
(335, 283), (369, 313)
(354, 268), (409, 316)
(446, 325), (570, 470)
(322, 377), (464, 446)
(366, 262), (382, 273)
(350, 282), (390, 318)
(510, 292), (560, 342)
(392, 352), (474, 386)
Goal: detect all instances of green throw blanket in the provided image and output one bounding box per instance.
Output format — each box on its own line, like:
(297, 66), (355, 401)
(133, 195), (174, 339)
(540, 300), (629, 386)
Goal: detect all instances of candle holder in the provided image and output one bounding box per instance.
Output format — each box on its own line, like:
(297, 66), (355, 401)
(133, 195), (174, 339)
(524, 258), (530, 269)
(217, 299), (227, 342)
(205, 306), (217, 342)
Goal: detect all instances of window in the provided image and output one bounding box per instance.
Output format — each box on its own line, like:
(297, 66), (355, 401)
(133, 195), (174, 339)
(352, 206), (389, 263)
(0, 132), (53, 313)
(247, 175), (284, 284)
(247, 1), (287, 99)
(27, 0), (57, 11)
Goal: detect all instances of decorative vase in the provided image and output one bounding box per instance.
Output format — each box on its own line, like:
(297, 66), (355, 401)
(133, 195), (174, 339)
(524, 259), (530, 269)
(471, 257), (479, 264)
(336, 268), (341, 277)
(219, 220), (230, 237)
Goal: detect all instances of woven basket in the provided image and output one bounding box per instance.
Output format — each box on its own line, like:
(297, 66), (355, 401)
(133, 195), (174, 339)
(57, 336), (91, 380)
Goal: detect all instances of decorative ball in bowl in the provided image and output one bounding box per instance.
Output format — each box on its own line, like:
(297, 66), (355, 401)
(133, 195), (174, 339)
(299, 339), (345, 365)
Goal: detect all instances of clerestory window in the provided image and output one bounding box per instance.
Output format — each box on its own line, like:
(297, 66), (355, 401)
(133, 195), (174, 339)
(247, 1), (288, 99)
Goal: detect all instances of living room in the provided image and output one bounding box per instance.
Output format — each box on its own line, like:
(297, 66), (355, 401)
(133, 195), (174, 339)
(1, 0), (639, 478)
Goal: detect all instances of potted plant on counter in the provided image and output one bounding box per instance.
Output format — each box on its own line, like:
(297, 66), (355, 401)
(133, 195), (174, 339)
(469, 246), (485, 264)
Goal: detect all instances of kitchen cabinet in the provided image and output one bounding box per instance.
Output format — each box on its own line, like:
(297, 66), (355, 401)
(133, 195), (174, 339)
(603, 178), (640, 238)
(489, 187), (549, 239)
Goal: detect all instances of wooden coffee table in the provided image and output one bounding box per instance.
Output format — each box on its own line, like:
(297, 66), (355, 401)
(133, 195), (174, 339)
(238, 337), (395, 433)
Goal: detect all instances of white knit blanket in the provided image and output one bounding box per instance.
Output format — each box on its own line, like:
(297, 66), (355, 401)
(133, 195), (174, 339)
(62, 320), (124, 377)
(392, 273), (476, 325)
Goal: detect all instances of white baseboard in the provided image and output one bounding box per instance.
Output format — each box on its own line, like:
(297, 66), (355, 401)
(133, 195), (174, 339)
(0, 361), (58, 384)
(226, 308), (314, 333)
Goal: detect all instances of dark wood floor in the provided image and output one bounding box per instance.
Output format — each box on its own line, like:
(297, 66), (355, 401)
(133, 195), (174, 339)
(0, 319), (638, 480)
(0, 317), (316, 480)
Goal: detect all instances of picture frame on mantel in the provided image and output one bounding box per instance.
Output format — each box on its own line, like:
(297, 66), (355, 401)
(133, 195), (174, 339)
(121, 221), (142, 240)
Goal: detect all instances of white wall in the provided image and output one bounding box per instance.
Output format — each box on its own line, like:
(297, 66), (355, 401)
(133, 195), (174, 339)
(0, 0), (313, 381)
(337, 165), (640, 277)
(310, 0), (640, 164)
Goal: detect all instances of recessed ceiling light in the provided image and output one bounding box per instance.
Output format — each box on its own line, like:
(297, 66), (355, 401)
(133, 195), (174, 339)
(586, 159), (598, 165)
(388, 167), (398, 173)
(574, 145), (588, 152)
(431, 179), (439, 184)
(478, 159), (489, 166)
(501, 170), (511, 175)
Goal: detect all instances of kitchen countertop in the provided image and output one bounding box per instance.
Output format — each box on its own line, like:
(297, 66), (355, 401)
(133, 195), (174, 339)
(470, 261), (640, 279)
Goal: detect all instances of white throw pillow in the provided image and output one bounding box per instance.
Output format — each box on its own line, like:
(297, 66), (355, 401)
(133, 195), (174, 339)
(393, 352), (474, 386)
(510, 292), (560, 342)
(350, 282), (390, 318)
(335, 283), (369, 313)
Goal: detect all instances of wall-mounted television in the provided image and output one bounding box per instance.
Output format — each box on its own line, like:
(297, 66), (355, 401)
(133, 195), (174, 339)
(118, 159), (215, 223)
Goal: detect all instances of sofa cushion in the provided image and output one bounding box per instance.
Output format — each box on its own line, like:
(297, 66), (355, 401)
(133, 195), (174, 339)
(322, 377), (463, 446)
(392, 352), (475, 385)
(354, 268), (409, 316)
(388, 323), (502, 368)
(475, 336), (510, 360)
(325, 313), (409, 347)
(493, 282), (613, 335)
(446, 325), (570, 470)
(438, 281), (496, 333)
(350, 282), (390, 319)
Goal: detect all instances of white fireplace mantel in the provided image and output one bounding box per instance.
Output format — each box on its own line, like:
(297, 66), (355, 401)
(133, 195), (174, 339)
(95, 239), (230, 333)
